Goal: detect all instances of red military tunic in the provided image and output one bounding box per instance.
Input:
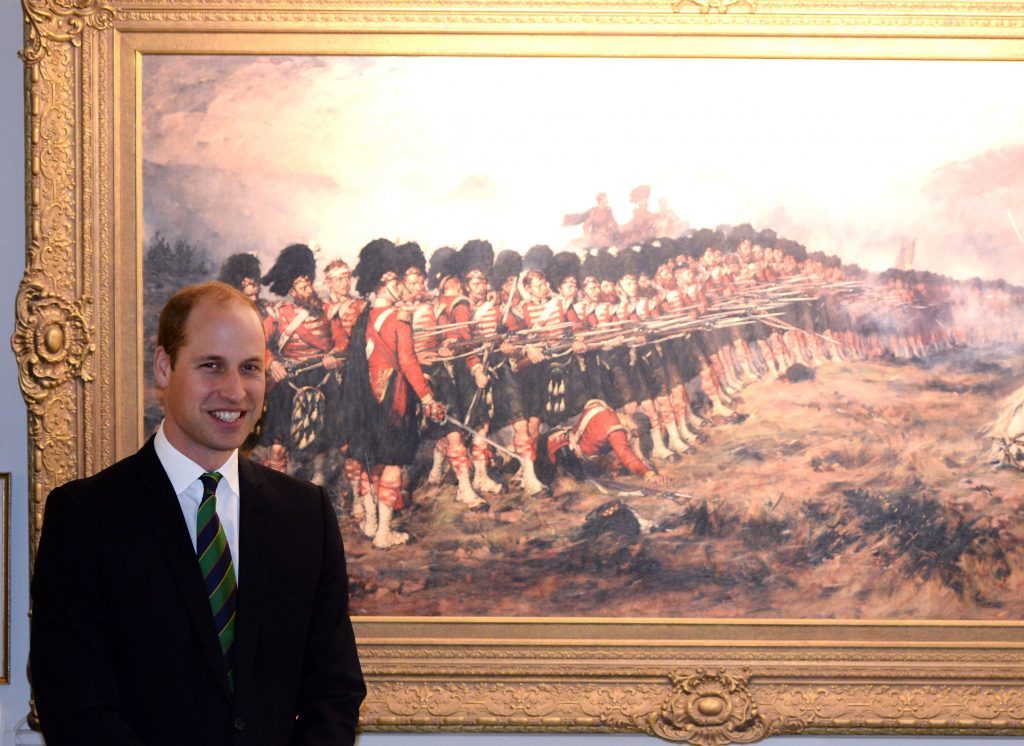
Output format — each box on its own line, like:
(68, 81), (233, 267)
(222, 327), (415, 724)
(271, 301), (344, 365)
(328, 296), (367, 354)
(366, 306), (432, 417)
(441, 294), (480, 369)
(543, 399), (650, 477)
(510, 294), (565, 372)
(412, 297), (449, 358)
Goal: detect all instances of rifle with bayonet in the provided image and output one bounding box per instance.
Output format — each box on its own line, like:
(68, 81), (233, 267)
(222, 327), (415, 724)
(589, 478), (713, 506)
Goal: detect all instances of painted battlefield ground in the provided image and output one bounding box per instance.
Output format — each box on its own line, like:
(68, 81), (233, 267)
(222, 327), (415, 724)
(344, 344), (1024, 620)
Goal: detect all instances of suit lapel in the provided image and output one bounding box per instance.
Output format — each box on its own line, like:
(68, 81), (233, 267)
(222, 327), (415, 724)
(134, 439), (233, 701)
(234, 457), (269, 698)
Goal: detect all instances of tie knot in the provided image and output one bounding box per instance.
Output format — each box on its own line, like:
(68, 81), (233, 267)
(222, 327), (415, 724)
(200, 471), (223, 495)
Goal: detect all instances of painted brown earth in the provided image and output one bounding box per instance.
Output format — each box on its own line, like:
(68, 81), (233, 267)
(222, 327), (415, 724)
(343, 343), (1024, 620)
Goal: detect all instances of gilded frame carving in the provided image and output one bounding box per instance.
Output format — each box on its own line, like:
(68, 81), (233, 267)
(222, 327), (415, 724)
(16, 0), (1024, 741)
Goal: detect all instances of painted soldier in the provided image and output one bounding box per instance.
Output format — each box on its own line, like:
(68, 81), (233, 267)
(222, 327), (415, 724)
(608, 247), (679, 461)
(511, 245), (559, 438)
(647, 242), (703, 447)
(322, 257), (375, 521)
(544, 250), (589, 421)
(619, 185), (657, 247)
(562, 192), (621, 250)
(218, 252), (275, 321)
(533, 399), (668, 488)
(416, 243), (489, 509)
(259, 243), (345, 479)
(467, 249), (547, 495)
(445, 240), (507, 497)
(339, 238), (445, 549)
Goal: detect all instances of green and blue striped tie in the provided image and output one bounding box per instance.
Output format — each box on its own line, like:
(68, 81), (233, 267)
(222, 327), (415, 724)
(197, 472), (237, 689)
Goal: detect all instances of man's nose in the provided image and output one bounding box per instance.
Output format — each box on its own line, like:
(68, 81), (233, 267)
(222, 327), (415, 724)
(220, 370), (246, 399)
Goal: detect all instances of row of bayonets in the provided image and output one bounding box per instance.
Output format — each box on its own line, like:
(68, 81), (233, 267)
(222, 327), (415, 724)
(411, 276), (871, 359)
(286, 276), (902, 376)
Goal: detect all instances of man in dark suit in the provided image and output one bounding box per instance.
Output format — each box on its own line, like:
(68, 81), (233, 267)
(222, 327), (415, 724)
(30, 281), (366, 745)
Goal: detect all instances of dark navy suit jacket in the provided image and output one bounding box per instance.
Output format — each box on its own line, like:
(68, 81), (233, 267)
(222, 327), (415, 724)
(30, 438), (366, 745)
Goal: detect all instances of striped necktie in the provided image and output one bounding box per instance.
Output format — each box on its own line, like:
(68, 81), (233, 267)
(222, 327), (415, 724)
(197, 471), (237, 689)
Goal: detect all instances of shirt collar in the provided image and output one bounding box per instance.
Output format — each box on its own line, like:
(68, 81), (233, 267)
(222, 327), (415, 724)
(154, 421), (241, 497)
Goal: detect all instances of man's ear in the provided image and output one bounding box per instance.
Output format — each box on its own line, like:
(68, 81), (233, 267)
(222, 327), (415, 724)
(153, 346), (171, 389)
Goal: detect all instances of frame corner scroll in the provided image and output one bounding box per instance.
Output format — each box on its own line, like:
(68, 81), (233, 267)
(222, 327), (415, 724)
(21, 0), (116, 66)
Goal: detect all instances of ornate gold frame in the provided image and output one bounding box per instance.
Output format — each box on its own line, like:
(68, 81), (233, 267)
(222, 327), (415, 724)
(15, 0), (1024, 742)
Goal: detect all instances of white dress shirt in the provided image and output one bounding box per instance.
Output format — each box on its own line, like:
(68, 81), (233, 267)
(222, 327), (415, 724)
(153, 422), (241, 583)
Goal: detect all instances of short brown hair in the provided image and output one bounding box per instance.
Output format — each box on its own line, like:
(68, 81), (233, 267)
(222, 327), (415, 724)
(157, 281), (259, 367)
(324, 259), (351, 278)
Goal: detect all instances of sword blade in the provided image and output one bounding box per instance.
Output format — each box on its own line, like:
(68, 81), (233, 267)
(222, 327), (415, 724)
(441, 413), (521, 462)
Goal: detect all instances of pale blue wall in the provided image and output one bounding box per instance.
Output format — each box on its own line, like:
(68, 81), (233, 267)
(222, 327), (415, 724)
(0, 3), (1020, 744)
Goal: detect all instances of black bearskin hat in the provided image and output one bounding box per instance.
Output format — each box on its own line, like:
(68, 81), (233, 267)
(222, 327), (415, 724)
(262, 243), (316, 297)
(755, 228), (777, 249)
(428, 247), (460, 291)
(612, 247), (641, 283)
(579, 499), (641, 539)
(581, 248), (615, 283)
(353, 238), (397, 297)
(776, 237), (807, 262)
(523, 244), (554, 273)
(580, 250), (601, 283)
(655, 237), (682, 266)
(639, 241), (667, 277)
(533, 431), (558, 487)
(490, 249), (522, 290)
(218, 252), (261, 291)
(459, 239), (494, 280)
(395, 241), (426, 278)
(545, 251), (580, 290)
(534, 430), (584, 487)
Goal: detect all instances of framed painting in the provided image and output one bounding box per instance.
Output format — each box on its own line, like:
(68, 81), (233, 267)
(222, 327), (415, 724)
(15, 0), (1024, 741)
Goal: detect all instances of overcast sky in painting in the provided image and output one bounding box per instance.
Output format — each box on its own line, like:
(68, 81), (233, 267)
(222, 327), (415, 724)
(142, 56), (1024, 287)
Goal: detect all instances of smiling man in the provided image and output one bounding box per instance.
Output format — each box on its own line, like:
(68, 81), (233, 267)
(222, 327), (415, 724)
(30, 281), (365, 746)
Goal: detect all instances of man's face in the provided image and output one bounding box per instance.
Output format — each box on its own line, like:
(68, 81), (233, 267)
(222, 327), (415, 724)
(655, 264), (673, 288)
(326, 271), (351, 299)
(291, 275), (314, 301)
(582, 277), (600, 301)
(466, 274), (489, 301)
(527, 275), (551, 301)
(600, 279), (615, 298)
(619, 275), (638, 299)
(153, 297), (266, 471)
(441, 276), (464, 298)
(559, 276), (578, 301)
(401, 271), (426, 302)
(241, 276), (260, 302)
(501, 275), (517, 299)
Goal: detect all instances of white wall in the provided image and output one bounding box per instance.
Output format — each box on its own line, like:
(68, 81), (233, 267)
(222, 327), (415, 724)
(0, 3), (1020, 744)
